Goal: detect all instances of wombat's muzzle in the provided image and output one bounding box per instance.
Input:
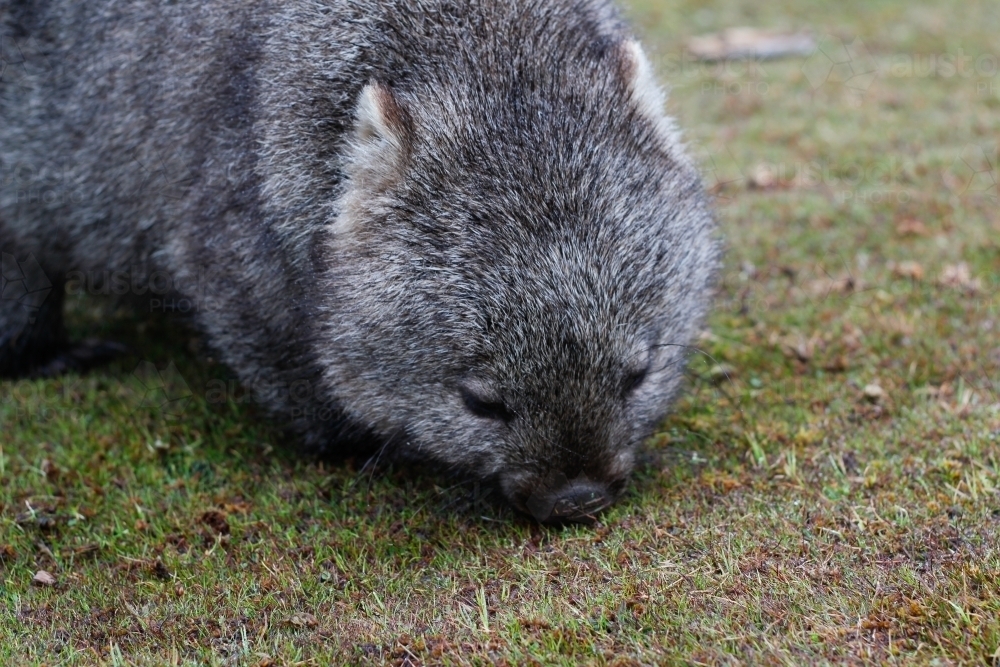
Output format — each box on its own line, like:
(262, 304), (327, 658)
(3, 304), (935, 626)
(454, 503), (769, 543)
(524, 474), (613, 523)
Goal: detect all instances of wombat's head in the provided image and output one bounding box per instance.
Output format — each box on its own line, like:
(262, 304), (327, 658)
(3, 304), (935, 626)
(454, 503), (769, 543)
(319, 40), (718, 522)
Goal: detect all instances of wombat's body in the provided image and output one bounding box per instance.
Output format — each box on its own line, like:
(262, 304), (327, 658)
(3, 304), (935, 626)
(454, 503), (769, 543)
(1, 0), (718, 520)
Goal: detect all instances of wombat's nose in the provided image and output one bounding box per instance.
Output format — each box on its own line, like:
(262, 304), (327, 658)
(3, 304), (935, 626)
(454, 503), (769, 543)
(525, 476), (611, 523)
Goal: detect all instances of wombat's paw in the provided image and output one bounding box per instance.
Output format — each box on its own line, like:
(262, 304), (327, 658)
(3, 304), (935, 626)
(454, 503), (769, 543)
(29, 339), (129, 378)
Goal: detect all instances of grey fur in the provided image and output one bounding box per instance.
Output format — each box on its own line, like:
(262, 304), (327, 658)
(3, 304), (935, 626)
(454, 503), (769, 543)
(1, 0), (719, 517)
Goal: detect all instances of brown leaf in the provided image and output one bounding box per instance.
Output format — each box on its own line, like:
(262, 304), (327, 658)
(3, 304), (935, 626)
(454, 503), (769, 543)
(70, 543), (100, 558)
(32, 570), (57, 586)
(222, 499), (251, 514)
(780, 333), (819, 362)
(863, 384), (885, 403)
(200, 510), (230, 536)
(823, 355), (849, 373)
(152, 559), (171, 580)
(895, 219), (929, 237)
(809, 276), (860, 297)
(687, 28), (815, 61)
(938, 262), (981, 292)
(748, 163), (777, 189)
(891, 260), (925, 281)
(285, 612), (318, 628)
(0, 544), (15, 561)
(41, 459), (61, 483)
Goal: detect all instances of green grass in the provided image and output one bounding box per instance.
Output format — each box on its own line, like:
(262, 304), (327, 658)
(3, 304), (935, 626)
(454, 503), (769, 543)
(3, 0), (1000, 663)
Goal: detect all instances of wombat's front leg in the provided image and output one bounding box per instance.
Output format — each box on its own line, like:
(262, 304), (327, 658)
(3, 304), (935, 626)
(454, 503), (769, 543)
(0, 252), (125, 378)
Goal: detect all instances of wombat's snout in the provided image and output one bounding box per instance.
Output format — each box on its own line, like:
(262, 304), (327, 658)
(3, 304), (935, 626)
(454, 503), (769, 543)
(522, 474), (615, 523)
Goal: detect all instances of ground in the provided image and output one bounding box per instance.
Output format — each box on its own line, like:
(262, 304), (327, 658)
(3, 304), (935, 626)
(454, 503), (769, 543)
(2, 0), (1000, 664)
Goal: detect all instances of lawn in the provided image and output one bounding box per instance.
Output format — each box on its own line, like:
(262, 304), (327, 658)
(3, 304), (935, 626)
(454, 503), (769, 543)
(3, 0), (1000, 664)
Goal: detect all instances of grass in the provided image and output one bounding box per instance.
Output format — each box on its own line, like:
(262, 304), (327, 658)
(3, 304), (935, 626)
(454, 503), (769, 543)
(3, 0), (1000, 663)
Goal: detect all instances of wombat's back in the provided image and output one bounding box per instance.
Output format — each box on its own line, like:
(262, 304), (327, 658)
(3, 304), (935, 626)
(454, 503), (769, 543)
(2, 0), (680, 271)
(1, 1), (265, 269)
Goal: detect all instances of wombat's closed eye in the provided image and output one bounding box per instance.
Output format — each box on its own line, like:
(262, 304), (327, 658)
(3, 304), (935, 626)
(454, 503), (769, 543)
(461, 383), (515, 422)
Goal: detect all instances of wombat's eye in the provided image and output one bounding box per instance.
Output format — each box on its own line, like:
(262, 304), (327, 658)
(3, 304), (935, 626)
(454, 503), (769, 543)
(623, 367), (649, 396)
(461, 386), (513, 422)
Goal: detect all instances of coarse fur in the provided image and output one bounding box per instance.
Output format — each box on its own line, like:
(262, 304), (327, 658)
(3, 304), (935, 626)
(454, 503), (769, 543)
(1, 0), (719, 518)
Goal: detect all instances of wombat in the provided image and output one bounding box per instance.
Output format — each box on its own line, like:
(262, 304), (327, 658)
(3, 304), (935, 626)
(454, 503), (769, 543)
(1, 0), (718, 521)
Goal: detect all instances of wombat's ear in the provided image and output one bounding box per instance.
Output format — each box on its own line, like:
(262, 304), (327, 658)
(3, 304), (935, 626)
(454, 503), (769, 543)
(617, 40), (680, 145)
(355, 82), (414, 154)
(336, 84), (413, 235)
